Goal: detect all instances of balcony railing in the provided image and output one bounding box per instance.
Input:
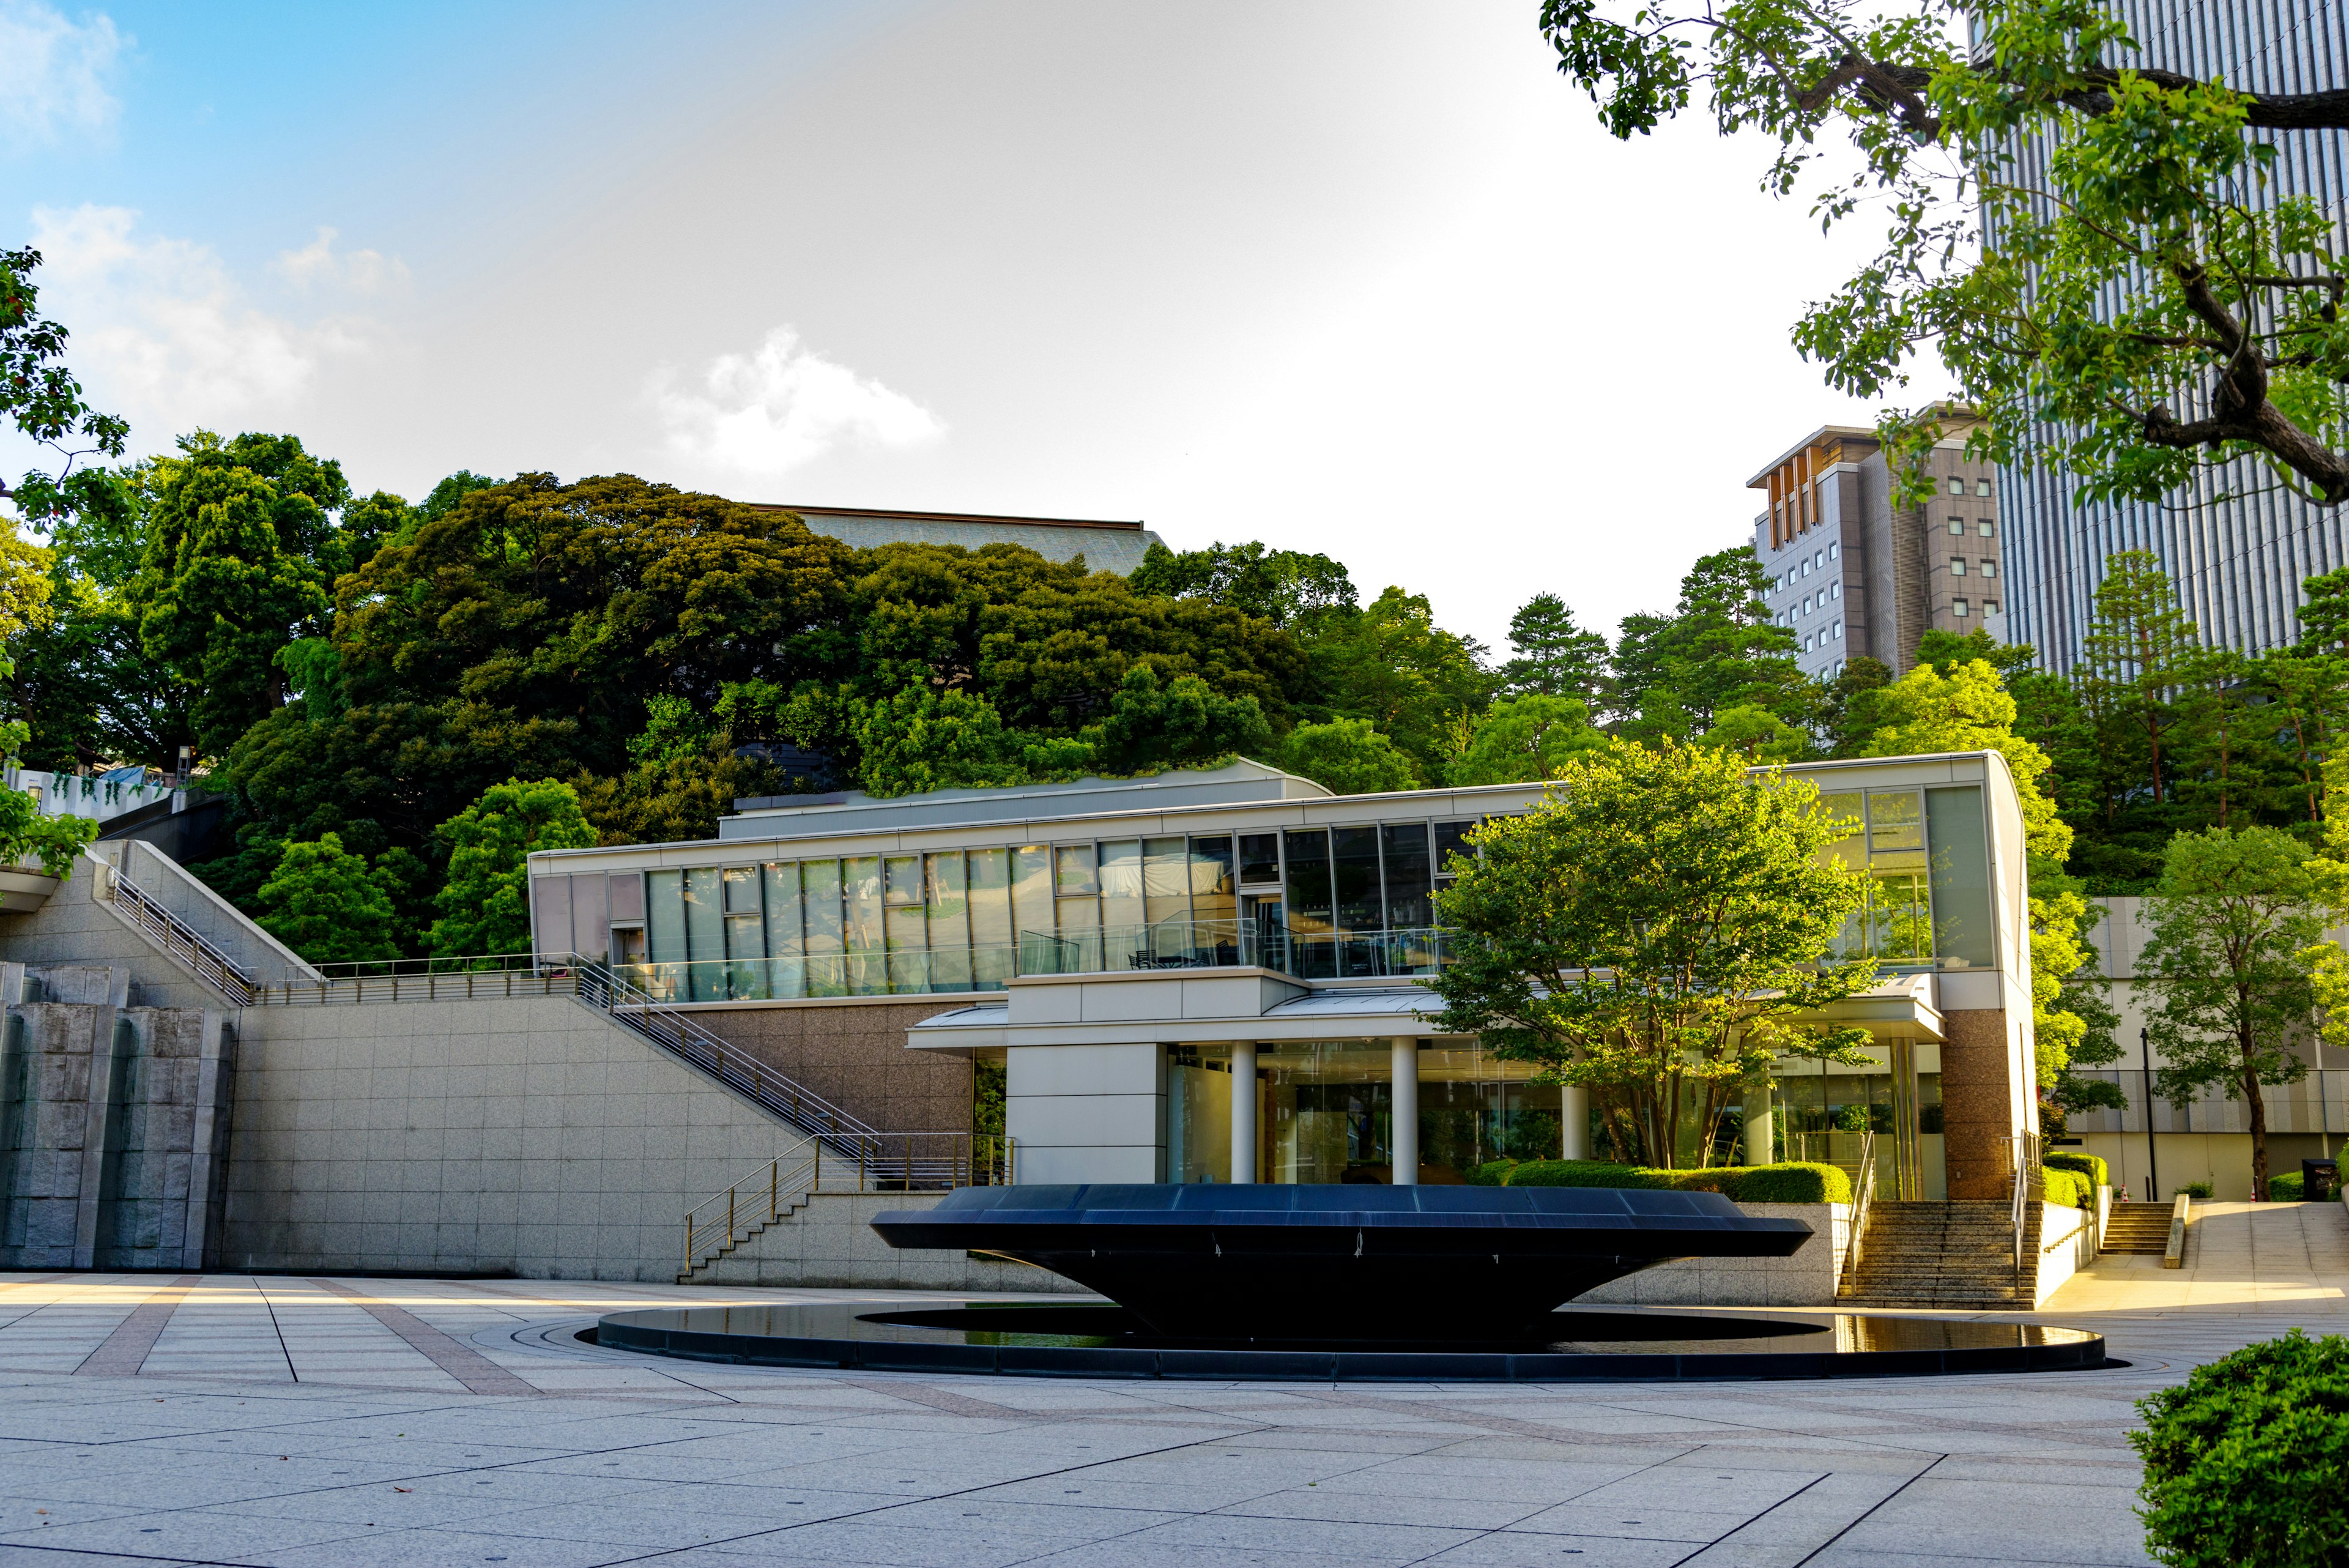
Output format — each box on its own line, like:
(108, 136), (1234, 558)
(604, 919), (1460, 1002)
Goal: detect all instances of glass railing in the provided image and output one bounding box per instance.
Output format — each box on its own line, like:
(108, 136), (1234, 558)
(606, 921), (1458, 1001)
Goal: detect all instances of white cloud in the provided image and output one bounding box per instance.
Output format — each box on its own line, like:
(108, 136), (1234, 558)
(0, 0), (127, 154)
(29, 204), (395, 442)
(650, 326), (944, 475)
(273, 227), (411, 297)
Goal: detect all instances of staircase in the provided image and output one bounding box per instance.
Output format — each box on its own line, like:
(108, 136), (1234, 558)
(2101, 1200), (2173, 1255)
(1840, 1200), (2036, 1309)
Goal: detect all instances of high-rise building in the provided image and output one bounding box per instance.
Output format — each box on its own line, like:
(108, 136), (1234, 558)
(1749, 423), (2008, 680)
(2002, 1), (2349, 671)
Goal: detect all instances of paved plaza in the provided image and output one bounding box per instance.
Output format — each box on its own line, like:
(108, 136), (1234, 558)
(0, 1201), (2340, 1568)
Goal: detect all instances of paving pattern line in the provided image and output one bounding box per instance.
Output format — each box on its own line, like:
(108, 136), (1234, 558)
(72, 1273), (203, 1378)
(304, 1278), (541, 1397)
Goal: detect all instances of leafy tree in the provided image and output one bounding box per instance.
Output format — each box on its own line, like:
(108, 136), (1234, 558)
(848, 688), (1027, 797)
(1277, 718), (1420, 795)
(1294, 585), (1491, 778)
(2142, 825), (2321, 1197)
(1425, 740), (1878, 1169)
(1914, 627), (2037, 682)
(1855, 657), (2074, 863)
(426, 778), (597, 957)
(1613, 546), (1805, 738)
(2080, 551), (2200, 812)
(2030, 890), (2126, 1128)
(571, 748), (787, 847)
(1694, 702), (1816, 763)
(1080, 665), (1273, 776)
(1538, 2), (2349, 507)
(1500, 593), (1612, 709)
(0, 246), (127, 530)
(1819, 655), (1894, 757)
(254, 833), (397, 965)
(1447, 694), (1607, 785)
(1128, 539), (1357, 628)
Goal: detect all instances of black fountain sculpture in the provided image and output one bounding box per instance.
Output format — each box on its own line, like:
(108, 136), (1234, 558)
(592, 1181), (2110, 1380)
(866, 1182), (1810, 1342)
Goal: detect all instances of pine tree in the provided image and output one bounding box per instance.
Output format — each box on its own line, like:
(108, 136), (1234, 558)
(2079, 551), (2200, 811)
(1499, 593), (1612, 710)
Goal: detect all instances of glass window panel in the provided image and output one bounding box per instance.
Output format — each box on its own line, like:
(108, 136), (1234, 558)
(843, 855), (884, 995)
(1433, 820), (1477, 879)
(1189, 836), (1236, 957)
(685, 866), (724, 1001)
(762, 863), (804, 999)
(1055, 844), (1096, 896)
(969, 848), (1013, 989)
(1381, 823), (1432, 929)
(1817, 792), (1866, 870)
(1238, 833), (1280, 886)
(925, 852), (971, 992)
(1284, 828), (1334, 936)
(1099, 841), (1144, 968)
(1871, 871), (1933, 963)
(801, 860), (845, 997)
(569, 873), (609, 964)
(886, 902), (928, 991)
(724, 913), (768, 998)
(1055, 894), (1100, 972)
(1866, 791), (1926, 868)
(1011, 845), (1052, 948)
(1143, 836), (1189, 961)
(884, 855), (922, 906)
(647, 870), (685, 966)
(722, 866), (760, 914)
(530, 875), (570, 959)
(1925, 786), (1994, 970)
(1332, 825), (1381, 932)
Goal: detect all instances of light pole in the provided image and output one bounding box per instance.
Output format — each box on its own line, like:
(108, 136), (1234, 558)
(2141, 1026), (2160, 1203)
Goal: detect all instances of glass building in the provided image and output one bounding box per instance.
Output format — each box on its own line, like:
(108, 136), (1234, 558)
(530, 754), (2038, 1199)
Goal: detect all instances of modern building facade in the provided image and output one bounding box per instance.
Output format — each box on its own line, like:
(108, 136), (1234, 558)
(1750, 423), (2009, 680)
(746, 504), (1165, 574)
(1999, 1), (2349, 670)
(528, 752), (2042, 1202)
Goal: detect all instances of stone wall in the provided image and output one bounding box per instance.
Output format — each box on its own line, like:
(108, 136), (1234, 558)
(2032, 1198), (2099, 1304)
(217, 992), (811, 1281)
(686, 1000), (976, 1135)
(1574, 1203), (1851, 1307)
(1941, 1007), (2025, 1200)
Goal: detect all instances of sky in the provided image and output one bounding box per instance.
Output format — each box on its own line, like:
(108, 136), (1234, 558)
(1, 0), (1942, 651)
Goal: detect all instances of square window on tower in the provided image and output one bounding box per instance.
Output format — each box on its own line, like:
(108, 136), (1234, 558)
(1950, 557), (1967, 575)
(1948, 518), (1965, 535)
(1976, 478), (1992, 497)
(1981, 560), (1998, 579)
(1954, 598), (1970, 617)
(1947, 477), (1965, 495)
(1979, 521), (1995, 538)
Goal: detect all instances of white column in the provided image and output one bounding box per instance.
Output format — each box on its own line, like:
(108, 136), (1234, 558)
(1743, 1077), (1776, 1166)
(1391, 1037), (1419, 1184)
(1229, 1041), (1257, 1184)
(1560, 1083), (1590, 1159)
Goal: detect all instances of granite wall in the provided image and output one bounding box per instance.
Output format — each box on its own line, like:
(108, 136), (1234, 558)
(685, 1000), (977, 1135)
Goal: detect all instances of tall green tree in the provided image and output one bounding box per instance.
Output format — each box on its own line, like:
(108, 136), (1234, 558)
(1446, 694), (1607, 785)
(1128, 539), (1357, 628)
(1277, 718), (1421, 795)
(1500, 593), (1612, 710)
(2079, 550), (2200, 812)
(2142, 825), (2322, 1197)
(1426, 739), (1877, 1168)
(427, 778), (597, 958)
(1298, 585), (1493, 779)
(1613, 546), (1805, 738)
(1538, 2), (2349, 508)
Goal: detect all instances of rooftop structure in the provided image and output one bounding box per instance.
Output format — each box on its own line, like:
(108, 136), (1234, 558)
(745, 503), (1165, 574)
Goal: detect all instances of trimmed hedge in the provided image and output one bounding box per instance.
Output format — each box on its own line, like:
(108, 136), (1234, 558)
(2041, 1166), (2093, 1210)
(2043, 1150), (2109, 1190)
(2271, 1172), (2306, 1201)
(1503, 1159), (1852, 1205)
(2132, 1329), (2349, 1567)
(1464, 1160), (1518, 1187)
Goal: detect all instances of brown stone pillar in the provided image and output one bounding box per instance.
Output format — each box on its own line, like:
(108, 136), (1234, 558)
(1940, 1008), (2021, 1199)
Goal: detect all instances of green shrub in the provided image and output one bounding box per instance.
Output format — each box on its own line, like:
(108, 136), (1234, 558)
(1504, 1161), (1664, 1188)
(1464, 1159), (1518, 1187)
(1501, 1159), (1849, 1203)
(2040, 1167), (2093, 1209)
(2178, 1180), (2215, 1200)
(2044, 1150), (2110, 1189)
(1713, 1162), (1851, 1205)
(2132, 1329), (2349, 1567)
(2271, 1172), (2306, 1202)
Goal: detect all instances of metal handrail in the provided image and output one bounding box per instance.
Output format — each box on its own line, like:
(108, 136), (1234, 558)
(678, 1135), (1018, 1280)
(2009, 1131), (2041, 1282)
(1842, 1129), (1876, 1296)
(103, 863), (260, 1007)
(249, 968), (576, 1005)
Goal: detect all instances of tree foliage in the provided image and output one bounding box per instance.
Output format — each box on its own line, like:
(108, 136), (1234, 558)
(1538, 1), (2349, 508)
(254, 833), (398, 965)
(428, 778), (596, 958)
(1425, 740), (1878, 1169)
